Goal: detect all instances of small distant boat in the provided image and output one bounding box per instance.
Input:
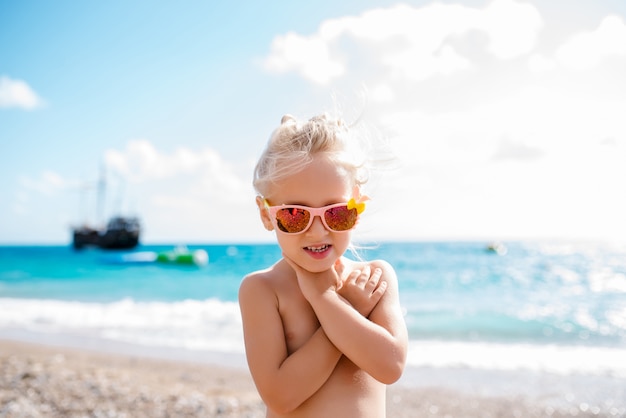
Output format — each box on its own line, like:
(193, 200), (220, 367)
(155, 246), (209, 266)
(72, 216), (141, 250)
(104, 246), (209, 267)
(486, 241), (507, 255)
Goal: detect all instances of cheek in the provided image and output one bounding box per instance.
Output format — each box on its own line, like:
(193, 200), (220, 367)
(337, 233), (352, 250)
(275, 233), (298, 252)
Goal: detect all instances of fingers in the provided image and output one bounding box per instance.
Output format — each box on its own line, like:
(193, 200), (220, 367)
(344, 268), (359, 286)
(345, 266), (370, 288)
(365, 267), (382, 291)
(339, 265), (387, 317)
(370, 276), (387, 302)
(344, 266), (384, 295)
(355, 265), (371, 287)
(355, 266), (383, 291)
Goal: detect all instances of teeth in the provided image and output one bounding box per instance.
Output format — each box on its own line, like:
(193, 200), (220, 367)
(307, 245), (329, 253)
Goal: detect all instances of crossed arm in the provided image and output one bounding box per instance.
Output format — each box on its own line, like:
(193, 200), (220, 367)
(239, 274), (342, 413)
(293, 259), (408, 384)
(238, 258), (408, 414)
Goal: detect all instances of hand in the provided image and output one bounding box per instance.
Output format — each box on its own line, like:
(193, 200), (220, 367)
(281, 254), (342, 302)
(337, 264), (387, 318)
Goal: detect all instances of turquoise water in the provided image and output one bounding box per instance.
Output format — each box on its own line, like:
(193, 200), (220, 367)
(1, 241), (625, 377)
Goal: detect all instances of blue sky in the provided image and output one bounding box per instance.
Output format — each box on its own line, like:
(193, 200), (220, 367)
(2, 0), (625, 244)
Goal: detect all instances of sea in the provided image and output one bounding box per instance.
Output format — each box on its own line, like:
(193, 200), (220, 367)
(1, 241), (626, 408)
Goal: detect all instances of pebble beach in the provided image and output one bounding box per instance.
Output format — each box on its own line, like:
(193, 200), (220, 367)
(2, 339), (624, 418)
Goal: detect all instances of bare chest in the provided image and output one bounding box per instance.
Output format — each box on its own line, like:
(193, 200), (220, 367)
(277, 288), (320, 354)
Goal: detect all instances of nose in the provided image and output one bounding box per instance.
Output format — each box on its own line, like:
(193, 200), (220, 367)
(306, 215), (328, 235)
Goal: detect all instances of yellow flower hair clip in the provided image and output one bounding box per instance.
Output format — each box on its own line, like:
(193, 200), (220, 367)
(347, 186), (370, 215)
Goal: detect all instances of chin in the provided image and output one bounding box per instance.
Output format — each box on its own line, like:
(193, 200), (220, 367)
(304, 254), (342, 273)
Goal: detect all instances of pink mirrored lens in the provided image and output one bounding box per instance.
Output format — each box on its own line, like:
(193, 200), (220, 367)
(324, 206), (358, 231)
(275, 207), (311, 233)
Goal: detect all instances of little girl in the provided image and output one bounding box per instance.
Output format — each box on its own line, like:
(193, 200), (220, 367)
(239, 114), (408, 417)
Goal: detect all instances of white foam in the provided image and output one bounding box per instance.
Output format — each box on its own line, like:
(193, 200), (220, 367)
(0, 297), (244, 353)
(2, 297), (625, 378)
(407, 339), (626, 377)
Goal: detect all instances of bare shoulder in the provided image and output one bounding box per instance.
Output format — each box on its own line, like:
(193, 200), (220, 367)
(368, 259), (395, 274)
(238, 260), (292, 302)
(370, 260), (399, 295)
(239, 265), (275, 300)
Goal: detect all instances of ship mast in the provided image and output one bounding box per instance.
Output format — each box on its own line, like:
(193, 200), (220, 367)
(96, 163), (106, 227)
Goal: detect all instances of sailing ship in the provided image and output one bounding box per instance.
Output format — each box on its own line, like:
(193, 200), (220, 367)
(72, 216), (141, 250)
(71, 166), (141, 250)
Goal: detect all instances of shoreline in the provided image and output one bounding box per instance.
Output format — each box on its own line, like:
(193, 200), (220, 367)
(2, 338), (624, 417)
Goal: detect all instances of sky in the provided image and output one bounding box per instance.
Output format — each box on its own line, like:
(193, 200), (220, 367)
(1, 0), (625, 245)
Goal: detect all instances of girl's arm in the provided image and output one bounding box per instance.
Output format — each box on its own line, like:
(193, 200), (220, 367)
(288, 259), (408, 384)
(238, 264), (386, 414)
(239, 272), (338, 414)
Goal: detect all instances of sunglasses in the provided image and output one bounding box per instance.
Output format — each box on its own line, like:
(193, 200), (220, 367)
(265, 201), (361, 234)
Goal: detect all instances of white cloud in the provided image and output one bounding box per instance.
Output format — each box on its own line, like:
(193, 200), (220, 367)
(263, 31), (345, 85)
(556, 15), (626, 71)
(103, 139), (253, 209)
(9, 2), (626, 244)
(102, 140), (261, 242)
(492, 138), (543, 162)
(13, 171), (78, 222)
(263, 0), (542, 84)
(0, 76), (45, 109)
(19, 170), (71, 196)
(104, 140), (235, 184)
(527, 53), (556, 73)
(258, 1), (626, 242)
(480, 0), (543, 59)
(369, 83), (394, 102)
(368, 67), (626, 241)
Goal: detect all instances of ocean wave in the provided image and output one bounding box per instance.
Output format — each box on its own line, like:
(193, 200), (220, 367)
(0, 297), (244, 353)
(406, 340), (626, 377)
(2, 297), (625, 378)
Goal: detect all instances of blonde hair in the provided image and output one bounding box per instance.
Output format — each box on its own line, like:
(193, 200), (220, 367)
(253, 114), (370, 196)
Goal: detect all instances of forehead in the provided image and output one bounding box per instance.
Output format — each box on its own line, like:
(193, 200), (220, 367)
(268, 156), (353, 206)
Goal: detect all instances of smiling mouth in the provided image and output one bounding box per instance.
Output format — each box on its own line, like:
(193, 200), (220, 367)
(305, 244), (331, 253)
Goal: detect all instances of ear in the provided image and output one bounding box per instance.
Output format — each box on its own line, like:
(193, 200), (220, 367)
(256, 196), (274, 231)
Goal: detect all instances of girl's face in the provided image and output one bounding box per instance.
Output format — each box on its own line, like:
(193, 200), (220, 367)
(259, 155), (354, 273)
